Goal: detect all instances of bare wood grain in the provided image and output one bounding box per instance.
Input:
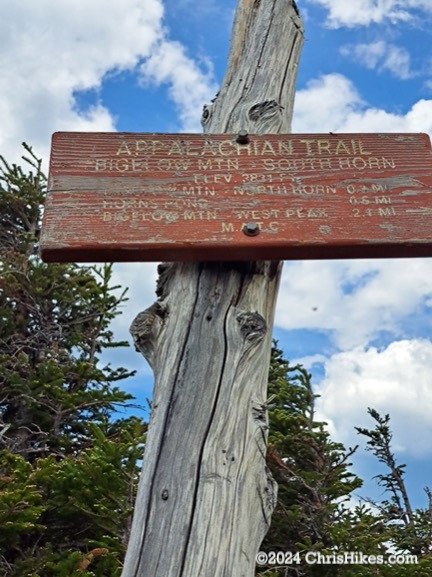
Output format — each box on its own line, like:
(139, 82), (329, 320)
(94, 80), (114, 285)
(121, 2), (304, 576)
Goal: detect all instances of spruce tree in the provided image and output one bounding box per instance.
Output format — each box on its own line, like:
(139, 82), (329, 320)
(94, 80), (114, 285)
(0, 145), (146, 576)
(258, 349), (432, 576)
(259, 346), (388, 576)
(356, 409), (432, 575)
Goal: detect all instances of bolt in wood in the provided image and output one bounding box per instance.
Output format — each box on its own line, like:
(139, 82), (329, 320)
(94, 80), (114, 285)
(243, 222), (260, 236)
(236, 129), (249, 144)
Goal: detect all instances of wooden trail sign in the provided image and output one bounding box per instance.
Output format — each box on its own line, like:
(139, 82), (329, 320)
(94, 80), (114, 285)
(40, 131), (432, 263)
(40, 1), (432, 576)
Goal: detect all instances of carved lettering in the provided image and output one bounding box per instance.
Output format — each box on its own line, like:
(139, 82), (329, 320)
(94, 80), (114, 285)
(346, 183), (389, 194)
(378, 207), (396, 217)
(375, 196), (392, 204)
(349, 196), (370, 205)
(183, 210), (220, 220)
(372, 184), (387, 192)
(154, 210), (179, 222)
(261, 141), (276, 155)
(157, 159), (191, 171)
(181, 186), (215, 196)
(197, 158), (213, 170)
(103, 199), (158, 210)
(308, 208), (328, 218)
(262, 157), (333, 171)
(95, 158), (141, 172)
(338, 157), (396, 170)
(96, 150), (397, 174)
(256, 185), (289, 195)
(200, 141), (219, 156)
(277, 141), (294, 155)
(234, 184), (289, 196)
(300, 139), (315, 156)
(291, 184), (337, 195)
(285, 208), (328, 219)
(335, 140), (351, 155)
(166, 198), (208, 209)
(116, 141), (132, 155)
(197, 158), (239, 170)
(135, 140), (148, 155)
(238, 221), (280, 232)
(110, 137), (377, 160)
(168, 141), (185, 156)
(232, 209), (281, 220)
(219, 141), (237, 156)
(221, 222), (234, 233)
(194, 174), (232, 184)
(317, 140), (332, 155)
(299, 138), (372, 157)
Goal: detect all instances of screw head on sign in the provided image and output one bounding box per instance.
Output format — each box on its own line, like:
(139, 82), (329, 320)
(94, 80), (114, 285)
(236, 130), (250, 145)
(243, 222), (260, 236)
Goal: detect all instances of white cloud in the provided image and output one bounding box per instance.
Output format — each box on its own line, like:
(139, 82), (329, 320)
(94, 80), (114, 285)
(110, 262), (159, 340)
(293, 73), (432, 136)
(316, 339), (432, 457)
(308, 0), (432, 28)
(103, 262), (159, 381)
(276, 259), (432, 349)
(0, 0), (164, 162)
(293, 74), (364, 132)
(139, 40), (218, 132)
(341, 41), (413, 79)
(0, 0), (216, 165)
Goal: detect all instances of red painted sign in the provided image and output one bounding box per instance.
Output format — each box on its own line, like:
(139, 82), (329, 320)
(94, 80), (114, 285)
(40, 132), (432, 262)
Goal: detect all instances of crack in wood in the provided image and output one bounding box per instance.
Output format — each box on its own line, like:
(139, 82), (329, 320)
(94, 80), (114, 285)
(178, 268), (235, 577)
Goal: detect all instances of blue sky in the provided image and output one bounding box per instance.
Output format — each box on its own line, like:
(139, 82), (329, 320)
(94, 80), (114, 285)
(2, 0), (432, 510)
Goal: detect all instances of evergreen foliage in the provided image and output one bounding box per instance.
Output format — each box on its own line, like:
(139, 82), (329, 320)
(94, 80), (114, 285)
(355, 409), (432, 573)
(264, 346), (362, 555)
(258, 346), (432, 576)
(1, 147), (431, 577)
(0, 146), (146, 576)
(260, 346), (383, 576)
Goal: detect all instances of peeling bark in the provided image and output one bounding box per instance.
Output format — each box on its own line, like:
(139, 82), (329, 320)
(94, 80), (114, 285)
(121, 2), (303, 576)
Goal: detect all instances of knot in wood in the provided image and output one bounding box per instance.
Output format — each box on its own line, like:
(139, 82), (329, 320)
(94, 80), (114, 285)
(201, 104), (213, 127)
(161, 489), (169, 501)
(129, 305), (160, 342)
(252, 404), (267, 423)
(236, 311), (267, 342)
(129, 303), (166, 368)
(248, 100), (281, 121)
(244, 100), (284, 134)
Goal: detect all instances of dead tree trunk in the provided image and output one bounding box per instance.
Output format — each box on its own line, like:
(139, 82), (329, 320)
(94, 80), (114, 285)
(122, 2), (303, 576)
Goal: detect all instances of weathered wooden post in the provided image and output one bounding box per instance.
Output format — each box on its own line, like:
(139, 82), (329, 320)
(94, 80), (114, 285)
(39, 2), (432, 576)
(121, 3), (304, 576)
